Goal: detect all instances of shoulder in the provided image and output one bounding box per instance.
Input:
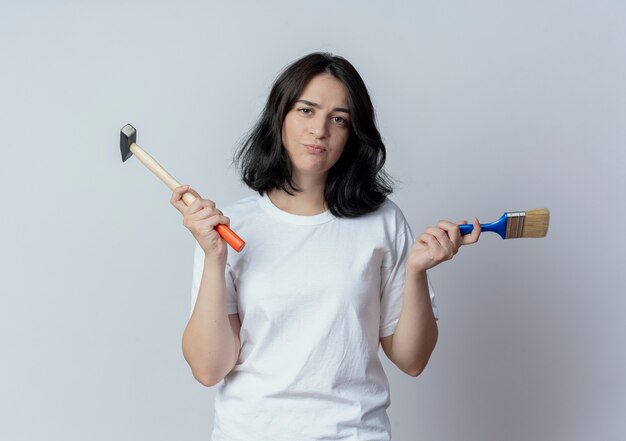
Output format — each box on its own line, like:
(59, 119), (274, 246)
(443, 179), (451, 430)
(357, 197), (409, 228)
(378, 197), (406, 219)
(220, 193), (262, 218)
(342, 197), (413, 242)
(218, 193), (267, 246)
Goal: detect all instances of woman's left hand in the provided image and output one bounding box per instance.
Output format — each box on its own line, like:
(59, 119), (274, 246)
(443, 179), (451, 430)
(406, 218), (481, 274)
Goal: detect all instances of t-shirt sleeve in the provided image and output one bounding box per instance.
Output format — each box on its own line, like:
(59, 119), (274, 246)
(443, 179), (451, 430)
(379, 220), (439, 338)
(190, 242), (238, 318)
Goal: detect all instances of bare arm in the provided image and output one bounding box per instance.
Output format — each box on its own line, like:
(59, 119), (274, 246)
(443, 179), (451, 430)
(182, 257), (241, 386)
(381, 218), (481, 377)
(171, 185), (241, 387)
(380, 270), (438, 377)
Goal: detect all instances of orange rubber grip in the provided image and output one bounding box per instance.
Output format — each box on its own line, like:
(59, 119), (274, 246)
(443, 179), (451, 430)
(215, 224), (246, 252)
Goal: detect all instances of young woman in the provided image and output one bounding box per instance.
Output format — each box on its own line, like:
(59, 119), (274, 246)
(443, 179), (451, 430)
(171, 52), (481, 440)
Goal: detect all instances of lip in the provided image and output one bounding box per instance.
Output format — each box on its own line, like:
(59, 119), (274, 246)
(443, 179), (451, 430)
(304, 144), (326, 153)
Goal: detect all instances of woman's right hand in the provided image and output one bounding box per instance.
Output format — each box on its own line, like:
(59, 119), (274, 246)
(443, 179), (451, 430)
(170, 185), (230, 265)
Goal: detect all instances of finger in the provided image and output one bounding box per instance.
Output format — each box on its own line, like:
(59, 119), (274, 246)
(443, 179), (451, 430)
(425, 226), (447, 240)
(178, 187), (203, 211)
(437, 220), (462, 251)
(186, 196), (205, 214)
(418, 232), (433, 243)
(461, 217), (481, 245)
(170, 185), (191, 213)
(184, 186), (203, 201)
(425, 226), (456, 255)
(199, 215), (231, 233)
(173, 184), (190, 195)
(419, 232), (440, 251)
(212, 215), (230, 228)
(187, 197), (216, 216)
(419, 233), (453, 263)
(190, 206), (223, 221)
(436, 220), (457, 230)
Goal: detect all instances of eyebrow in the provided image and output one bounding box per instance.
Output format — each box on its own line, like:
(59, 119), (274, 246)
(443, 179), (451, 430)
(297, 99), (350, 114)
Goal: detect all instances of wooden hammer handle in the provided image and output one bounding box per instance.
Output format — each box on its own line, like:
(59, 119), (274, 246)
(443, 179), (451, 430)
(129, 142), (245, 252)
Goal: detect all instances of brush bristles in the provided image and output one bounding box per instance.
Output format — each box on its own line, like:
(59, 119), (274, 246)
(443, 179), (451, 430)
(522, 208), (550, 237)
(506, 208), (550, 239)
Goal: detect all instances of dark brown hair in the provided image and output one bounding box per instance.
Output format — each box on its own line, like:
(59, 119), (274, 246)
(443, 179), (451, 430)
(235, 52), (393, 218)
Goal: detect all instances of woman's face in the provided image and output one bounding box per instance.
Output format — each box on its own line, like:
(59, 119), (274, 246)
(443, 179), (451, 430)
(281, 73), (351, 182)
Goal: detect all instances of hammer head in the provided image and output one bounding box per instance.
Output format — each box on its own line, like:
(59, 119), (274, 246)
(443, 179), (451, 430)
(120, 124), (137, 162)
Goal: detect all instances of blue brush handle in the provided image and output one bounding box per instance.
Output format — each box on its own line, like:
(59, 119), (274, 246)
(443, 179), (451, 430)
(458, 213), (508, 239)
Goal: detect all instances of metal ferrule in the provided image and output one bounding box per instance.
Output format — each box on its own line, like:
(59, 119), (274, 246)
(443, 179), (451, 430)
(505, 211), (526, 239)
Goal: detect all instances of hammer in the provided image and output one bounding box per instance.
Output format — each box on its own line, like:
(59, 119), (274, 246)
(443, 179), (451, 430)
(120, 123), (245, 252)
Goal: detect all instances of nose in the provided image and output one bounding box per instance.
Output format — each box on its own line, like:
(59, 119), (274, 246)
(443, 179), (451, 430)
(309, 116), (328, 139)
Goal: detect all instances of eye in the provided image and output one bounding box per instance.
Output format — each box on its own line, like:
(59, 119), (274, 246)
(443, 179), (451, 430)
(332, 116), (348, 127)
(298, 107), (312, 115)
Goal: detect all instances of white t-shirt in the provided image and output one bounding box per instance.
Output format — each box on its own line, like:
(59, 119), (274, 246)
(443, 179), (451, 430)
(190, 193), (438, 441)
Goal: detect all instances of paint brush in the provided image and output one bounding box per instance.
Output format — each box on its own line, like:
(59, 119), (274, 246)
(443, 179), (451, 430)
(459, 208), (550, 239)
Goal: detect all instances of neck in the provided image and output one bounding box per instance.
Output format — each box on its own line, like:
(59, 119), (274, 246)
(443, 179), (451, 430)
(268, 174), (328, 216)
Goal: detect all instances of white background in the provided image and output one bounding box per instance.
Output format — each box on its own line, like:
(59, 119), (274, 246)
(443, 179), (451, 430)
(1, 1), (624, 440)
